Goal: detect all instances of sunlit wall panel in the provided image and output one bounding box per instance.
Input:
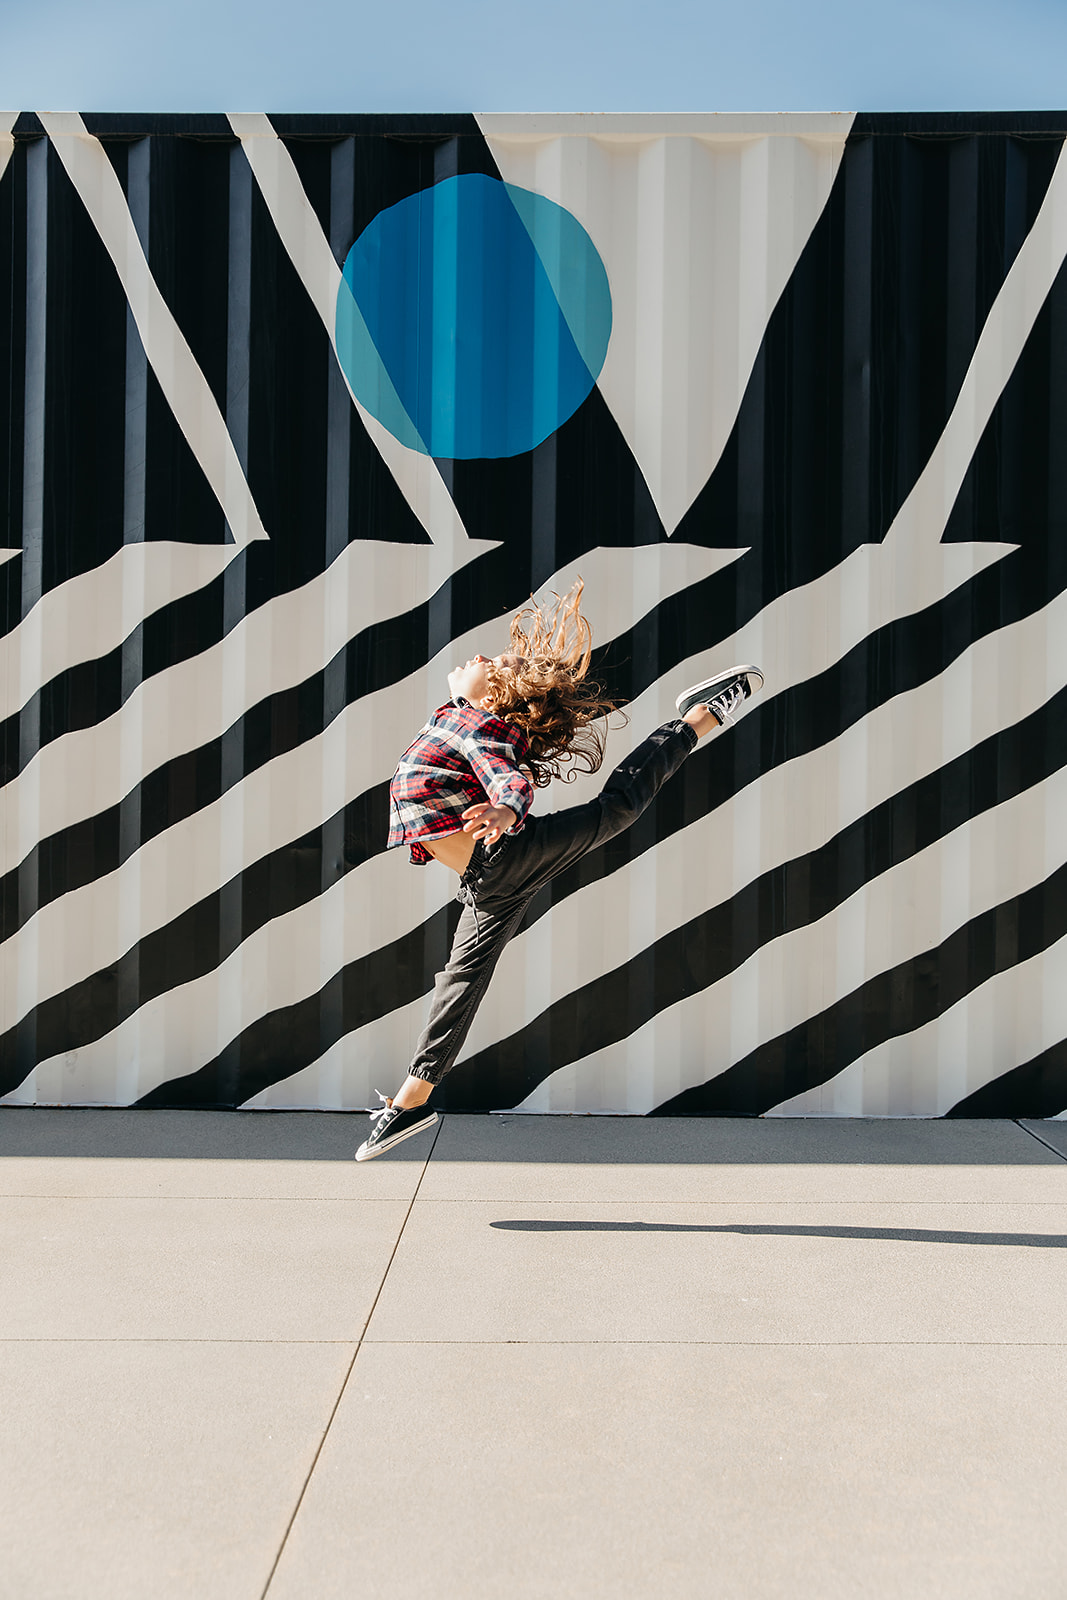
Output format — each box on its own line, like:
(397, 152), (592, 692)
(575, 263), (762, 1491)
(1, 111), (1066, 1118)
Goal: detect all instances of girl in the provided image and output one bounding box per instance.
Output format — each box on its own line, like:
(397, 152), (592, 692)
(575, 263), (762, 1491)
(357, 580), (763, 1159)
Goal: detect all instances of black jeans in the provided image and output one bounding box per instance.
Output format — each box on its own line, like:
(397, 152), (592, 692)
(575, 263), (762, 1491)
(408, 718), (699, 1086)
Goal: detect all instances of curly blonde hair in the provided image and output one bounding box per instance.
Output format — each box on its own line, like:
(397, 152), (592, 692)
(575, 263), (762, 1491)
(482, 577), (627, 787)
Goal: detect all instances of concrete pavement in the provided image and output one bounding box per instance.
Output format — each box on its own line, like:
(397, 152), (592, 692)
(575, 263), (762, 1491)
(1, 1110), (1066, 1599)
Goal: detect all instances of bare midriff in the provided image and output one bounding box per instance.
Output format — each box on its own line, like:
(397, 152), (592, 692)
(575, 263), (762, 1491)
(421, 829), (477, 876)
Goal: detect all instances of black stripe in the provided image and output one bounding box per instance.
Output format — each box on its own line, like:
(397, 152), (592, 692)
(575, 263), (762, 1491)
(439, 690), (1067, 1113)
(281, 123), (505, 264)
(4, 118), (1067, 1105)
(0, 123), (452, 639)
(4, 476), (1064, 946)
(1, 781), (386, 1093)
(6, 294), (1067, 1047)
(5, 124), (1062, 762)
(11, 183), (1067, 921)
(945, 1043), (1067, 1119)
(31, 136), (128, 600)
(8, 114), (1065, 140)
(84, 660), (1067, 1112)
(1, 136), (25, 560)
(648, 862), (1067, 1118)
(0, 122), (24, 673)
(134, 899), (464, 1110)
(673, 127), (1064, 576)
(75, 114), (491, 141)
(944, 235), (1067, 552)
(29, 478), (1066, 1102)
(849, 112), (1067, 136)
(0, 536), (571, 937)
(0, 164), (659, 783)
(12, 114), (1067, 140)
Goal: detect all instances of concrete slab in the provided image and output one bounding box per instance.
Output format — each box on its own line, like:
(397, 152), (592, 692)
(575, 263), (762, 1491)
(1021, 1120), (1067, 1160)
(0, 1108), (431, 1199)
(0, 1338), (350, 1600)
(419, 1116), (1067, 1203)
(0, 1195), (411, 1340)
(266, 1341), (1067, 1600)
(366, 1199), (1067, 1344)
(5, 1110), (1065, 1599)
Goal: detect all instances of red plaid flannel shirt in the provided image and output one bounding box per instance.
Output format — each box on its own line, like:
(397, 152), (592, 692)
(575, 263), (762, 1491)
(387, 698), (535, 865)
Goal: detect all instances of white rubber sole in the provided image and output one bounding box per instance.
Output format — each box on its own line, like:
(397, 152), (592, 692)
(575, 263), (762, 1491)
(354, 1109), (439, 1162)
(675, 665), (764, 720)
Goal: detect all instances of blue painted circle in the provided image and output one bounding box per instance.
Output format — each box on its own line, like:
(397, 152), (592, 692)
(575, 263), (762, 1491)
(335, 173), (612, 460)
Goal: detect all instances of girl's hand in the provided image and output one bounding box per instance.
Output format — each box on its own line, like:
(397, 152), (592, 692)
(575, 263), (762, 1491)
(461, 803), (517, 845)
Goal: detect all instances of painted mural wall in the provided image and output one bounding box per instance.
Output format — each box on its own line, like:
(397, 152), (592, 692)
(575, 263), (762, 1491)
(1, 110), (1066, 1118)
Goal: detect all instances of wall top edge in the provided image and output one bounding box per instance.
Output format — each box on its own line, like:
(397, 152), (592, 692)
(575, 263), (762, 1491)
(5, 110), (1067, 142)
(475, 113), (856, 139)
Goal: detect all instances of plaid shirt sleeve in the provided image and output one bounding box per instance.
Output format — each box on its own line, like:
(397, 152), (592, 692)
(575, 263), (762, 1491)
(459, 714), (535, 824)
(387, 700), (536, 864)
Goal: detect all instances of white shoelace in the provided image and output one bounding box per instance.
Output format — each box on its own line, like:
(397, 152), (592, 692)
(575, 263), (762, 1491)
(710, 681), (745, 723)
(371, 1090), (396, 1122)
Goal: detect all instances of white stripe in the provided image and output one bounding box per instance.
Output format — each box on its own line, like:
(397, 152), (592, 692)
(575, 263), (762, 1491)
(0, 543), (236, 725)
(227, 112), (473, 558)
(2, 544), (742, 1029)
(38, 114), (268, 552)
(10, 120), (1067, 1104)
(474, 137), (1067, 818)
(71, 123), (1059, 974)
(6, 842), (452, 1107)
(252, 582), (1067, 1110)
(479, 114), (853, 536)
(0, 113), (481, 726)
(0, 531), (499, 872)
(501, 128), (1067, 797)
(693, 137), (1067, 699)
(240, 989), (431, 1110)
(512, 765), (1067, 1114)
(0, 114), (243, 722)
(8, 116), (1057, 763)
(23, 733), (1066, 1110)
(765, 933), (1067, 1118)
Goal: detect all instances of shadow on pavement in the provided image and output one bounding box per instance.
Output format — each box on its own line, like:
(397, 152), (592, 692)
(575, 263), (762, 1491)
(1, 1108), (1065, 1166)
(491, 1219), (1067, 1246)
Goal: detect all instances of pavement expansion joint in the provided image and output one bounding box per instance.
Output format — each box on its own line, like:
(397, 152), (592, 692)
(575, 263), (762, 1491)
(257, 1114), (443, 1600)
(413, 1196), (1067, 1204)
(0, 1194), (433, 1202)
(0, 1336), (363, 1345)
(358, 1337), (1067, 1347)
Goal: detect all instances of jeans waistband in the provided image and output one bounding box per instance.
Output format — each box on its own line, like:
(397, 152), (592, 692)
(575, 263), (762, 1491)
(456, 832), (514, 906)
(457, 840), (486, 902)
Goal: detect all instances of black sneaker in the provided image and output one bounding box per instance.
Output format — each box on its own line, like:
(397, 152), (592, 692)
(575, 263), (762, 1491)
(355, 1092), (439, 1162)
(675, 665), (764, 727)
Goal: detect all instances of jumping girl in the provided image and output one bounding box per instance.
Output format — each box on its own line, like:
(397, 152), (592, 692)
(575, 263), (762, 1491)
(356, 580), (763, 1160)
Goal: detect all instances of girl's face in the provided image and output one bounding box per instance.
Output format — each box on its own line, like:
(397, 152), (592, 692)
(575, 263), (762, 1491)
(448, 652), (524, 707)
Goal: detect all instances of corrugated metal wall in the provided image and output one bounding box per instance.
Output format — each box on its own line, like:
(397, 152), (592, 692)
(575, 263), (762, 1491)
(1, 111), (1066, 1117)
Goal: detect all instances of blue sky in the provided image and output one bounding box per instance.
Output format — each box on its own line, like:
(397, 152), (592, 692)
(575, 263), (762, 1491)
(3, 0), (1066, 112)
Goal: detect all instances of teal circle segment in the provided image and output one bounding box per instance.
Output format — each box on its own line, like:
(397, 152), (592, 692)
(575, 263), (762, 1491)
(335, 173), (612, 460)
